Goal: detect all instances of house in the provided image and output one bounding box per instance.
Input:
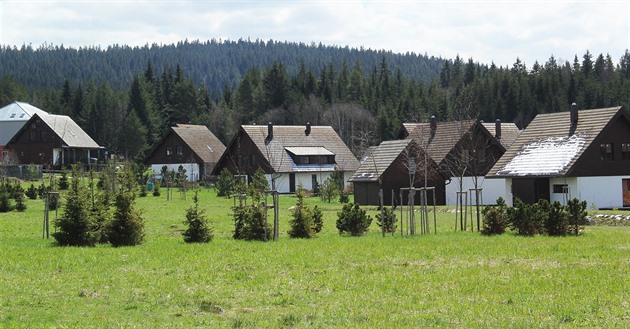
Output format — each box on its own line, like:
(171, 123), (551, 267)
(349, 139), (445, 205)
(144, 124), (226, 181)
(6, 113), (104, 169)
(0, 101), (49, 161)
(399, 117), (521, 206)
(212, 123), (360, 193)
(487, 104), (630, 209)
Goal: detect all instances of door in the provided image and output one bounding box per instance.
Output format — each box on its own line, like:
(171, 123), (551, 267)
(289, 174), (295, 193)
(623, 179), (630, 207)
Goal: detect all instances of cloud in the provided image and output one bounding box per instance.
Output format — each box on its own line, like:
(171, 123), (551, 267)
(1, 0), (628, 67)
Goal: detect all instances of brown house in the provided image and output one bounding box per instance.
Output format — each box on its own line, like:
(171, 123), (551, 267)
(144, 124), (226, 181)
(6, 113), (103, 169)
(398, 117), (521, 205)
(212, 123), (359, 193)
(350, 139), (445, 205)
(487, 105), (630, 209)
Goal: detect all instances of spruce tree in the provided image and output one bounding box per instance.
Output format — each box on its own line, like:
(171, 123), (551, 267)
(182, 190), (213, 243)
(53, 166), (98, 246)
(107, 165), (145, 247)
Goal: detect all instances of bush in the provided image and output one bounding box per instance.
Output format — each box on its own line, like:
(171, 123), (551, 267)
(216, 168), (234, 197)
(183, 190), (213, 243)
(232, 204), (271, 241)
(507, 198), (544, 236)
(567, 198), (588, 236)
(58, 170), (69, 190)
(288, 185), (319, 238)
(313, 206), (323, 234)
(319, 177), (339, 203)
(339, 191), (349, 203)
(152, 181), (161, 196)
(376, 206), (397, 234)
(481, 197), (508, 235)
(14, 187), (26, 212)
(26, 184), (38, 200)
(544, 201), (569, 236)
(0, 191), (13, 213)
(336, 203), (373, 236)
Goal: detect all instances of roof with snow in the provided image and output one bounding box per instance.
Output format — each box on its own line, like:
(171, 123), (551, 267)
(487, 106), (625, 177)
(0, 102), (50, 145)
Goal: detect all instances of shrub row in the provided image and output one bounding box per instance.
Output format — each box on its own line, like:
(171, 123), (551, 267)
(481, 197), (588, 236)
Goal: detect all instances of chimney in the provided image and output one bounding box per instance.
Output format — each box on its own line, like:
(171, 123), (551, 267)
(430, 115), (437, 138)
(495, 119), (502, 141)
(570, 103), (578, 127)
(305, 122), (311, 136)
(267, 122), (273, 141)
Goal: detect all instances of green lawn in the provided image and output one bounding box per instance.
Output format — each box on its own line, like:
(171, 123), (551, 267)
(1, 188), (629, 328)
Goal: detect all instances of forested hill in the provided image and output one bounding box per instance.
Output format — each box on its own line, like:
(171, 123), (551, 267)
(0, 39), (443, 94)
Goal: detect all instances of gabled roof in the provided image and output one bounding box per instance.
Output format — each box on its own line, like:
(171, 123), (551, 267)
(7, 113), (101, 149)
(403, 120), (477, 163)
(171, 124), (226, 163)
(0, 102), (50, 145)
(481, 122), (521, 149)
(487, 106), (625, 178)
(231, 124), (359, 173)
(349, 139), (415, 182)
(0, 101), (48, 121)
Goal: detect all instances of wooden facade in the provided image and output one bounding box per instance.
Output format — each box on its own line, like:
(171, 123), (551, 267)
(488, 105), (630, 208)
(6, 113), (103, 169)
(144, 124), (226, 180)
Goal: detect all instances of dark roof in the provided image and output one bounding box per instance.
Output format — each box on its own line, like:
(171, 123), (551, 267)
(403, 120), (477, 163)
(487, 106), (625, 177)
(239, 124), (359, 173)
(170, 124), (226, 163)
(350, 139), (414, 182)
(481, 122), (521, 149)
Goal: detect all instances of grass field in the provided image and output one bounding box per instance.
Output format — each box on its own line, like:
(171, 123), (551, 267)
(1, 187), (629, 328)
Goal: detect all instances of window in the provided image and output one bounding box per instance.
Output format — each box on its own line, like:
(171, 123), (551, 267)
(166, 146), (173, 156)
(553, 184), (569, 194)
(30, 130), (38, 142)
(250, 154), (257, 167)
(622, 143), (630, 160)
(176, 145), (183, 155)
(40, 131), (47, 143)
(600, 143), (613, 160)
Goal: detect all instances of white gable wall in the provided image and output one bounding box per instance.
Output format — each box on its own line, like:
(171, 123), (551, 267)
(151, 163), (200, 182)
(445, 176), (508, 206)
(265, 171), (355, 193)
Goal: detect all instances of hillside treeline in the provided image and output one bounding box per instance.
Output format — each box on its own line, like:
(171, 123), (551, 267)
(1, 43), (629, 163)
(0, 39), (443, 93)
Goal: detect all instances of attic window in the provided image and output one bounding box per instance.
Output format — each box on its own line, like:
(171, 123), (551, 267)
(622, 143), (630, 160)
(600, 143), (613, 160)
(166, 146), (173, 156)
(176, 145), (183, 155)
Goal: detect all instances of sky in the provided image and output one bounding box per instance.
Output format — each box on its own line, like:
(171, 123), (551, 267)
(1, 0), (629, 68)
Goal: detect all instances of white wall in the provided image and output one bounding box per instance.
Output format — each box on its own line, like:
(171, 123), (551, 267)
(266, 171), (354, 193)
(151, 163), (200, 182)
(575, 176), (630, 209)
(446, 176), (508, 206)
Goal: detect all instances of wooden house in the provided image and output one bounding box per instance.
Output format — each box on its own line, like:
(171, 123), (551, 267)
(399, 117), (520, 205)
(0, 102), (49, 161)
(212, 123), (360, 193)
(349, 139), (445, 206)
(144, 124), (226, 181)
(6, 113), (104, 169)
(487, 104), (630, 209)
